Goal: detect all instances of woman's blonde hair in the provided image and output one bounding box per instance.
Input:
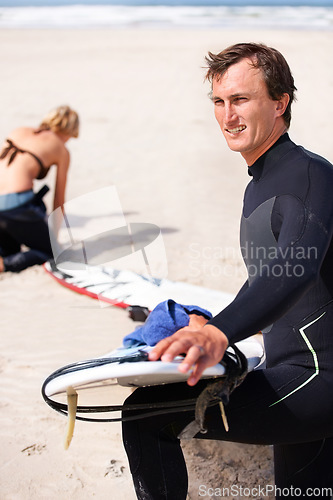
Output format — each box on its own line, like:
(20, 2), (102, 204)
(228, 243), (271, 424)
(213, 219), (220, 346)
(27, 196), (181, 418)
(38, 105), (79, 138)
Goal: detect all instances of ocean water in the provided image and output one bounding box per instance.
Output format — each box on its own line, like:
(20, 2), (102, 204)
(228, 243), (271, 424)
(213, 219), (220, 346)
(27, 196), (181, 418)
(1, 0), (333, 5)
(0, 0), (332, 29)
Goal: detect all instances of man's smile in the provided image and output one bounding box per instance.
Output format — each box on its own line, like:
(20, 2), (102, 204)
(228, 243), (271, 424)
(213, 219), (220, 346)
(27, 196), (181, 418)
(226, 125), (246, 134)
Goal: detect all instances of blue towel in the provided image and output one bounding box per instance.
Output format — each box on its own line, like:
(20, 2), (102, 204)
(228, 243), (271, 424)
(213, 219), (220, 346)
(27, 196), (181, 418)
(123, 299), (212, 347)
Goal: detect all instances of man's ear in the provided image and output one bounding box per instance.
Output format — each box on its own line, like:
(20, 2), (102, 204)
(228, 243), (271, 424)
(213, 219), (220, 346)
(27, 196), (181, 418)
(276, 93), (290, 116)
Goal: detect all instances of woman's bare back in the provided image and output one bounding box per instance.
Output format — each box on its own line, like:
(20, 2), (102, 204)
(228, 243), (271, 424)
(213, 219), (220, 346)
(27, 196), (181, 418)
(0, 127), (68, 195)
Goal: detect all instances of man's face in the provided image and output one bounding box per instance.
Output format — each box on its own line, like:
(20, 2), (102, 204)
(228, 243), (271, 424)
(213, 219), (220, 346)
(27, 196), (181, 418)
(211, 58), (284, 160)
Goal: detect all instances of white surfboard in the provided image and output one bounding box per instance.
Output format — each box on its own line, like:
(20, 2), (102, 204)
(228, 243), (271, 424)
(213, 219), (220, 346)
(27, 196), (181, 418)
(44, 261), (234, 316)
(42, 337), (265, 419)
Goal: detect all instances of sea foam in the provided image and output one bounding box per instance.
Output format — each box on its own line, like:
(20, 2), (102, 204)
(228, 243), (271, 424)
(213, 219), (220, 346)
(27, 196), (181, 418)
(0, 4), (332, 29)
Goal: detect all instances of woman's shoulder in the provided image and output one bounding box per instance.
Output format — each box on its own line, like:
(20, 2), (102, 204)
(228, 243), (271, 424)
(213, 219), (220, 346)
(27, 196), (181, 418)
(8, 126), (35, 140)
(35, 130), (71, 166)
(6, 126), (70, 167)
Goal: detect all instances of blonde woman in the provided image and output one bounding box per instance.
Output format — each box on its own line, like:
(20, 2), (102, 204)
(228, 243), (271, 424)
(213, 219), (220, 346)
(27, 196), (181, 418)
(0, 105), (79, 273)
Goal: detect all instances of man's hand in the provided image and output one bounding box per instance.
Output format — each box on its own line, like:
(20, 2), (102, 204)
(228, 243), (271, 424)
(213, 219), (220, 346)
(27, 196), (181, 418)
(149, 320), (229, 386)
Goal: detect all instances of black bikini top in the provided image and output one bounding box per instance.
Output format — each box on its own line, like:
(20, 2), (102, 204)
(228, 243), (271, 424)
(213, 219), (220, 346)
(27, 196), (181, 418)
(0, 138), (50, 180)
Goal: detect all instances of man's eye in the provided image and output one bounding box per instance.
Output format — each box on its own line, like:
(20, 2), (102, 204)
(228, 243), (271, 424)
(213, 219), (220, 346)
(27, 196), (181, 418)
(213, 99), (224, 106)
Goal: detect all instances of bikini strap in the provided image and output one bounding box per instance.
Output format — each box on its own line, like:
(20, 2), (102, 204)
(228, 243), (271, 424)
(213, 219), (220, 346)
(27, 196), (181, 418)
(0, 139), (25, 165)
(0, 138), (48, 176)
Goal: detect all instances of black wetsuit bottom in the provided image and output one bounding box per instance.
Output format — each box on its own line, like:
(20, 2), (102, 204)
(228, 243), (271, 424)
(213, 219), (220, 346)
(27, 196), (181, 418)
(0, 198), (52, 272)
(122, 364), (333, 499)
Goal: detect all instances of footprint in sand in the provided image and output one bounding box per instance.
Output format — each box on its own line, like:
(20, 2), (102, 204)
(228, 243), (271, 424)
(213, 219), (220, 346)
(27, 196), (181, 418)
(21, 444), (46, 456)
(104, 459), (126, 478)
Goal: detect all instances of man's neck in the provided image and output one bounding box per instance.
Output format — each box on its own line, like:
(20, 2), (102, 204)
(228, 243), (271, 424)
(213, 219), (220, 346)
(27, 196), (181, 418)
(241, 121), (288, 166)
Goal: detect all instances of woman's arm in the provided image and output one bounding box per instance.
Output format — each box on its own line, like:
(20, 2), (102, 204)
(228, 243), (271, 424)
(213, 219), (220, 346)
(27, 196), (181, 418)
(53, 148), (70, 212)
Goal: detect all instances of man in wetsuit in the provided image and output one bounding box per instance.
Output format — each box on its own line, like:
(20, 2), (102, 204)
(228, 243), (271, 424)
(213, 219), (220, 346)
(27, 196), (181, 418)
(122, 43), (333, 498)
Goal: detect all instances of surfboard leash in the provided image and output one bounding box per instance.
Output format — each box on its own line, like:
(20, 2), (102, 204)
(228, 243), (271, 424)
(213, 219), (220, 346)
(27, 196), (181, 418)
(41, 344), (248, 426)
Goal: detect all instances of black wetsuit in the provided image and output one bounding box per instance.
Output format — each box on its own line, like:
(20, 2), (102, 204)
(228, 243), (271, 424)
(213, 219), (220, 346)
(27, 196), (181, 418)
(122, 134), (333, 498)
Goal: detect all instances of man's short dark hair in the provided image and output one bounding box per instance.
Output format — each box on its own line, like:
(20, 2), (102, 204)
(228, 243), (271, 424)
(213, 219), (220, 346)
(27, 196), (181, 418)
(205, 42), (297, 128)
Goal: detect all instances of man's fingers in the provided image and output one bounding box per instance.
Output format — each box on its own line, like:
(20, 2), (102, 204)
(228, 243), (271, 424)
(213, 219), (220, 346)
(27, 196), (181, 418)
(178, 344), (206, 374)
(147, 324), (228, 386)
(187, 358), (207, 386)
(148, 337), (173, 360)
(149, 338), (208, 386)
(148, 327), (191, 361)
(160, 338), (193, 362)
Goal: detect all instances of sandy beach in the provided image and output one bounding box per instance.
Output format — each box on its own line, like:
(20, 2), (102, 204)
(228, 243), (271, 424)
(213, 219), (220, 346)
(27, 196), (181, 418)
(0, 26), (332, 499)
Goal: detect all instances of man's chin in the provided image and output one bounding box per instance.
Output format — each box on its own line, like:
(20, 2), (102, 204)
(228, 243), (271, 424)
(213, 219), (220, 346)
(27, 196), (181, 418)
(225, 141), (247, 153)
(223, 134), (248, 153)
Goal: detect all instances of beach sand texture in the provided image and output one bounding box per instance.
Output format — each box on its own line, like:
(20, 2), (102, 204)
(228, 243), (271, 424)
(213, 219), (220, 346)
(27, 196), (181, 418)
(0, 28), (332, 499)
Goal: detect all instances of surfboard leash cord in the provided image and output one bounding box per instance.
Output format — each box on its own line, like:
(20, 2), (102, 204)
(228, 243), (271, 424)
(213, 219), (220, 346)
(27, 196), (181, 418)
(41, 345), (248, 424)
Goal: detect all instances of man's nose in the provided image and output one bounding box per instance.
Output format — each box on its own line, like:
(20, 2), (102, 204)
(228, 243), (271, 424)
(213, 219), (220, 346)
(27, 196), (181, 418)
(225, 103), (236, 123)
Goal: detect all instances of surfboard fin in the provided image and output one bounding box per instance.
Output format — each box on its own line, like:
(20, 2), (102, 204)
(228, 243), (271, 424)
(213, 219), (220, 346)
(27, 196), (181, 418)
(219, 401), (229, 432)
(64, 386), (78, 450)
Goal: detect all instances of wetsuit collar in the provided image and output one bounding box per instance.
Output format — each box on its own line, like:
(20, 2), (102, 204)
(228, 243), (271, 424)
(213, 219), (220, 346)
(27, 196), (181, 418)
(247, 133), (292, 181)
